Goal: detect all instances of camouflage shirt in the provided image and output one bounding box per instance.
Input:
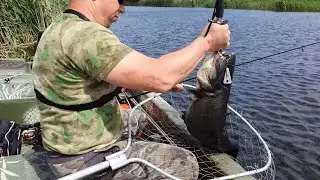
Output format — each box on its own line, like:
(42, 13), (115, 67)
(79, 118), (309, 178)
(32, 13), (133, 155)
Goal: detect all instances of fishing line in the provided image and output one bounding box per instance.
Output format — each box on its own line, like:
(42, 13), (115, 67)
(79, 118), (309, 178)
(124, 1), (320, 100)
(126, 40), (320, 99)
(235, 41), (320, 67)
(126, 1), (222, 100)
(182, 41), (320, 82)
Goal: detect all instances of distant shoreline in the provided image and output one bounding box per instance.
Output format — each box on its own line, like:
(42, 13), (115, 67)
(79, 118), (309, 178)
(126, 0), (320, 12)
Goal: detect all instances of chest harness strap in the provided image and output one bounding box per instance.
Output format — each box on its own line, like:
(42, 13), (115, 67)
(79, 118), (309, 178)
(35, 9), (122, 112)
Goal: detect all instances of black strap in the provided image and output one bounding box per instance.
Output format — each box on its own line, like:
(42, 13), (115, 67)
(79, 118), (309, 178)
(35, 9), (120, 111)
(37, 9), (89, 45)
(37, 9), (89, 47)
(35, 88), (122, 112)
(63, 9), (90, 21)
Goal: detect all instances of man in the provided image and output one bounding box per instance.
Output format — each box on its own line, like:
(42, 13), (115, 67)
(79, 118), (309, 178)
(32, 0), (230, 179)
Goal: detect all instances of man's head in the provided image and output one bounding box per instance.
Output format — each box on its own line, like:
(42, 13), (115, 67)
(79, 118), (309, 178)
(68, 0), (139, 28)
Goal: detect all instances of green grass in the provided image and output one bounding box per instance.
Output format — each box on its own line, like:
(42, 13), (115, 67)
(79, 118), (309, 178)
(0, 0), (67, 60)
(126, 0), (320, 11)
(126, 0), (214, 7)
(224, 0), (320, 12)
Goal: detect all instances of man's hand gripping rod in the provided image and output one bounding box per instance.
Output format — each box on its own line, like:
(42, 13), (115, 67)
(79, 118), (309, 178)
(204, 0), (227, 56)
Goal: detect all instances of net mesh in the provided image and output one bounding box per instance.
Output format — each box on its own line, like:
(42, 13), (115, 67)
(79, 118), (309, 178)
(22, 106), (41, 125)
(129, 87), (275, 180)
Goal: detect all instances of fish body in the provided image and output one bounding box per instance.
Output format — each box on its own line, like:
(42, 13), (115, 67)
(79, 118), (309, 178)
(185, 52), (238, 158)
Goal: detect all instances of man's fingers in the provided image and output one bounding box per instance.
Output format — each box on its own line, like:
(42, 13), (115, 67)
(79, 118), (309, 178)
(226, 41), (230, 48)
(171, 84), (185, 92)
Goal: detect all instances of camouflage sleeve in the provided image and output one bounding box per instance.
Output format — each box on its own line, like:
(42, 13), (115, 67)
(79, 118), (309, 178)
(63, 23), (133, 82)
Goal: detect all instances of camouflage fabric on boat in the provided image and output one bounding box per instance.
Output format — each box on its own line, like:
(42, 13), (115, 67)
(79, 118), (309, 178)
(0, 146), (54, 180)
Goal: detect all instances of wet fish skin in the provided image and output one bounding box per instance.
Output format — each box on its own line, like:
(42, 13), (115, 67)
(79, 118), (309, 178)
(185, 52), (239, 158)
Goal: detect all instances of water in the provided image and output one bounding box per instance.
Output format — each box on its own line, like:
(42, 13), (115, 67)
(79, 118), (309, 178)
(112, 7), (320, 180)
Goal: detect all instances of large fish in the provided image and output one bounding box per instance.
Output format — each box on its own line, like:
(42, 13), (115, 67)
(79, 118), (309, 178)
(184, 52), (239, 158)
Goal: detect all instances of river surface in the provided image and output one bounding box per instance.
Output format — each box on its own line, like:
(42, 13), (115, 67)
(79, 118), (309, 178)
(112, 7), (320, 180)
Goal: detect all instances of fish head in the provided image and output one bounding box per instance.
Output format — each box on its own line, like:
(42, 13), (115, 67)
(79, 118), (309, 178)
(196, 54), (224, 92)
(195, 52), (236, 93)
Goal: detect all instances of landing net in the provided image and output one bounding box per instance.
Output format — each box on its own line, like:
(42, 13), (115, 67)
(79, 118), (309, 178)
(128, 84), (275, 180)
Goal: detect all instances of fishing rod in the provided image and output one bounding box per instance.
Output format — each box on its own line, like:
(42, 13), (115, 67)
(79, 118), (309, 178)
(204, 0), (227, 37)
(125, 0), (225, 100)
(126, 1), (320, 100)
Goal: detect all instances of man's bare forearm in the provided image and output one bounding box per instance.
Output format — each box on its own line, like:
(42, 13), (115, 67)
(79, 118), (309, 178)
(156, 37), (210, 87)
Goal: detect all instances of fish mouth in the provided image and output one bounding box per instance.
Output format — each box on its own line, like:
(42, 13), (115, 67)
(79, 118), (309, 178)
(196, 52), (235, 93)
(196, 54), (221, 92)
